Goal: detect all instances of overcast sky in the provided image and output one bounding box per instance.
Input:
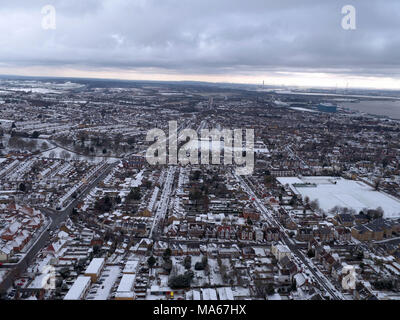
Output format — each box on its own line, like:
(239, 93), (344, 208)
(1, 0), (400, 89)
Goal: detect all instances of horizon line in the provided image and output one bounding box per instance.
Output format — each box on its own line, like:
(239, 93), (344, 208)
(0, 72), (399, 92)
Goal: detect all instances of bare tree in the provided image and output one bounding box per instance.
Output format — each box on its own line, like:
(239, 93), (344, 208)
(374, 178), (381, 191)
(60, 150), (69, 160)
(310, 199), (320, 211)
(41, 141), (49, 150)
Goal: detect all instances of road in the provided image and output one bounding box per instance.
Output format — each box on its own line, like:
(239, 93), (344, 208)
(285, 144), (309, 169)
(146, 120), (191, 239)
(150, 166), (176, 240)
(42, 162), (117, 229)
(235, 172), (345, 300)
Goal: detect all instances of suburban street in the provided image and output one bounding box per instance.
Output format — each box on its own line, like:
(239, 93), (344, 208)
(235, 172), (345, 300)
(0, 162), (117, 295)
(150, 166), (176, 240)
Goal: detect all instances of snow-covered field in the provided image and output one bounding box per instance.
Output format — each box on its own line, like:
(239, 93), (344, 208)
(40, 147), (118, 164)
(277, 176), (400, 218)
(184, 139), (269, 154)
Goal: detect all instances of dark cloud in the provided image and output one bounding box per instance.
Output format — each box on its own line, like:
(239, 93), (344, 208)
(0, 0), (399, 78)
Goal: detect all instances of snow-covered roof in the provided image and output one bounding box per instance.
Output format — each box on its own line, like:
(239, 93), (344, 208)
(85, 258), (105, 276)
(64, 276), (91, 300)
(123, 260), (139, 274)
(117, 274), (136, 292)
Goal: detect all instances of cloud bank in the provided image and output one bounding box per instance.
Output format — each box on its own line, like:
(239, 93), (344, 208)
(1, 0), (400, 88)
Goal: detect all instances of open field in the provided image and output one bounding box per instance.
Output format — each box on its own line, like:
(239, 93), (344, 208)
(277, 176), (400, 218)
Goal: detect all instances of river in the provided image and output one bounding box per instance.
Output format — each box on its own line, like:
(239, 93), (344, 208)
(341, 100), (400, 120)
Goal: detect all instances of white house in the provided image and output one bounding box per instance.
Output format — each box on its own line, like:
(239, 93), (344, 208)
(271, 243), (292, 262)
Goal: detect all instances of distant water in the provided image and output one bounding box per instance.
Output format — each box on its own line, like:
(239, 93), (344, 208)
(341, 101), (400, 120)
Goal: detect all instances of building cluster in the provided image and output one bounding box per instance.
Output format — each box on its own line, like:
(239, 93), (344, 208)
(1, 80), (400, 300)
(0, 203), (47, 262)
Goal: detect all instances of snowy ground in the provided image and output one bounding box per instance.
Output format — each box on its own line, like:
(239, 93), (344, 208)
(1, 135), (55, 154)
(191, 256), (209, 287)
(290, 107), (318, 113)
(277, 176), (400, 218)
(40, 147), (118, 163)
(90, 266), (121, 300)
(0, 269), (8, 283)
(208, 258), (224, 285)
(184, 139), (269, 154)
